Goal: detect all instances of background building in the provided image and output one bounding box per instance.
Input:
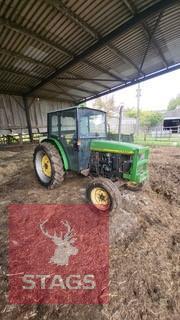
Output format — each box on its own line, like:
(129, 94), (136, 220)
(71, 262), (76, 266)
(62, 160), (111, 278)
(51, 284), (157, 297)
(163, 107), (180, 132)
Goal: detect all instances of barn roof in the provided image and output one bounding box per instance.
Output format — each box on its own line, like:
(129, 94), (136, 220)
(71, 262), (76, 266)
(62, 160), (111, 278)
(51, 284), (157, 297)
(165, 107), (180, 119)
(0, 0), (180, 104)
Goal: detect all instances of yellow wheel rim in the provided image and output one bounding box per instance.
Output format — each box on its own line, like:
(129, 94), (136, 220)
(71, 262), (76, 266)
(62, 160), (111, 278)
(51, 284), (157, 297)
(90, 187), (110, 210)
(41, 154), (52, 177)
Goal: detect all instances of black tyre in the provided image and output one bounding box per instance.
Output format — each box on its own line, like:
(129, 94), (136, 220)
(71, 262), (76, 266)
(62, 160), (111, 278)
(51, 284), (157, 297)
(33, 142), (64, 189)
(86, 178), (121, 212)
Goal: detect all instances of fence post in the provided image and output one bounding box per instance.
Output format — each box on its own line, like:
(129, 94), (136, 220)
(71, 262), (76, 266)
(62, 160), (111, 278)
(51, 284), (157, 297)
(144, 129), (147, 142)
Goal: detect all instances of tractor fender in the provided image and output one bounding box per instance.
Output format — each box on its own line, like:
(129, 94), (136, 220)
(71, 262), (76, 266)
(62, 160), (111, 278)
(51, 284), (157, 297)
(41, 138), (69, 170)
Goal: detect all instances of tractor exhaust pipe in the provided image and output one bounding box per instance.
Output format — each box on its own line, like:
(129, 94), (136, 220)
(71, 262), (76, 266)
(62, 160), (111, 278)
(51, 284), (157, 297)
(118, 104), (124, 141)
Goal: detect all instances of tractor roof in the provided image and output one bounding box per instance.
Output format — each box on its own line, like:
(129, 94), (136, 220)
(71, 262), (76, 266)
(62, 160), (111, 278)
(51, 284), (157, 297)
(47, 106), (106, 115)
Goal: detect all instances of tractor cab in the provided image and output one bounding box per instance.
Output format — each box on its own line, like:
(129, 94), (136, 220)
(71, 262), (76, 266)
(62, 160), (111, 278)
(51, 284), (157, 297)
(47, 107), (106, 172)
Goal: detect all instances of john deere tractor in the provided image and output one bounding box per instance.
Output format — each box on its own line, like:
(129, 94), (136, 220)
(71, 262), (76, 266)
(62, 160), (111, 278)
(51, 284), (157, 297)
(33, 106), (149, 211)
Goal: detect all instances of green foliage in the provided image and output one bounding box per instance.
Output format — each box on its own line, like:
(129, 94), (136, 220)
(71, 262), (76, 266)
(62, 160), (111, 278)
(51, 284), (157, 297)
(140, 111), (163, 128)
(93, 98), (163, 128)
(125, 108), (137, 118)
(125, 108), (163, 128)
(167, 94), (180, 110)
(79, 102), (87, 108)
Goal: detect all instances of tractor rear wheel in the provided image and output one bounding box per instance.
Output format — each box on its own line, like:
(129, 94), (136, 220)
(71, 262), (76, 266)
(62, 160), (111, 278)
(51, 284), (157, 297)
(33, 142), (64, 189)
(86, 178), (121, 212)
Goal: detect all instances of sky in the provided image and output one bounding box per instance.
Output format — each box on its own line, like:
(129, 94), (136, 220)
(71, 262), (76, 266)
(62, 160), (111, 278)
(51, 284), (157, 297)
(87, 69), (180, 111)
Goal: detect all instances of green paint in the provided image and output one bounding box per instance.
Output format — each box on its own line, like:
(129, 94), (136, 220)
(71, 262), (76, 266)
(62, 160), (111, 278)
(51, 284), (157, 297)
(91, 139), (149, 184)
(45, 106), (150, 184)
(123, 148), (149, 183)
(90, 139), (148, 154)
(41, 138), (69, 170)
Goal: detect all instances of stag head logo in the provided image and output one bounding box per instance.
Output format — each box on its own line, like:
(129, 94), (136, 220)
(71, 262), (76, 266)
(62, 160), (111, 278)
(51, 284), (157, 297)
(40, 220), (78, 266)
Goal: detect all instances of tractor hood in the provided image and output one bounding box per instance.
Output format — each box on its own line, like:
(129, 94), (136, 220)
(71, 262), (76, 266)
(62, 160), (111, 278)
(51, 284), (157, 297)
(90, 139), (148, 155)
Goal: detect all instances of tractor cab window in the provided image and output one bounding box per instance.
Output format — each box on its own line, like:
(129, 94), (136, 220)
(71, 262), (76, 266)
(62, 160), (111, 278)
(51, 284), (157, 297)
(48, 113), (59, 137)
(79, 109), (106, 138)
(58, 108), (78, 171)
(59, 109), (77, 145)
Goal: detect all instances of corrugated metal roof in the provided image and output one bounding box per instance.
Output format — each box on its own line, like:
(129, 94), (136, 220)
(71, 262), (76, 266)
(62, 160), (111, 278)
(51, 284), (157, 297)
(0, 0), (179, 104)
(165, 107), (180, 118)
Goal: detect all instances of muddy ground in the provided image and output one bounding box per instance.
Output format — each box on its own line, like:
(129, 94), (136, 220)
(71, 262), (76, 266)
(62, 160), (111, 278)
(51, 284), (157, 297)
(0, 145), (179, 319)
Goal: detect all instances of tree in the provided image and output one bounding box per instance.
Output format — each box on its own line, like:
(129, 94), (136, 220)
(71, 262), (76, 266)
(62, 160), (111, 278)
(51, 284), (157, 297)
(79, 102), (86, 108)
(92, 95), (118, 114)
(167, 94), (180, 110)
(125, 108), (163, 128)
(140, 111), (163, 128)
(125, 108), (137, 118)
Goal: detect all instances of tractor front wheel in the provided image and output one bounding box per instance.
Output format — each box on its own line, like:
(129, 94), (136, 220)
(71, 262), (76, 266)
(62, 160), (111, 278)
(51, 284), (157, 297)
(86, 178), (121, 212)
(33, 142), (64, 189)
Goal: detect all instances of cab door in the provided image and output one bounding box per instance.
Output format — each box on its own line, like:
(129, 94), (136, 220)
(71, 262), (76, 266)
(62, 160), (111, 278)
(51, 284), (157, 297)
(58, 108), (78, 171)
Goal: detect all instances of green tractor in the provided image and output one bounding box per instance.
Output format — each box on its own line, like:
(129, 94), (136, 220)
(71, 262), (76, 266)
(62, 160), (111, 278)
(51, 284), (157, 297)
(33, 106), (149, 211)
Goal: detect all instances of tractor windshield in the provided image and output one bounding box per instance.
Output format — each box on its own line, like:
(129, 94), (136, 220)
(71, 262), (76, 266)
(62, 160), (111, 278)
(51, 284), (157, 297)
(79, 109), (106, 138)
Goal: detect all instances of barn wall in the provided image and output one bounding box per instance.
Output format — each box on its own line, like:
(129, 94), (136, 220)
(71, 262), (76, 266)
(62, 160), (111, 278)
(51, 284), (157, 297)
(0, 95), (72, 134)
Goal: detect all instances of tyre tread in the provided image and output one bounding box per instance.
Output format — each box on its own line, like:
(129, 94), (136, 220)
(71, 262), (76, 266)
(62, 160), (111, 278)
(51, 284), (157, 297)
(33, 142), (65, 189)
(86, 177), (121, 212)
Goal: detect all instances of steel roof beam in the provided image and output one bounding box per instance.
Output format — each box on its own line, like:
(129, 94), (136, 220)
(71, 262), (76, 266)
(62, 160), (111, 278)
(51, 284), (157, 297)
(77, 63), (180, 104)
(31, 94), (74, 104)
(0, 17), (73, 58)
(65, 71), (110, 90)
(44, 0), (99, 39)
(54, 80), (97, 95)
(141, 22), (168, 68)
(45, 0), (123, 81)
(106, 45), (144, 75)
(45, 0), (142, 76)
(57, 77), (123, 82)
(122, 0), (135, 14)
(38, 95), (74, 105)
(107, 44), (145, 76)
(122, 0), (169, 68)
(0, 79), (29, 90)
(14, 94), (73, 104)
(0, 90), (22, 96)
(0, 66), (42, 81)
(83, 60), (125, 82)
(35, 87), (76, 101)
(51, 80), (84, 99)
(139, 12), (163, 73)
(25, 0), (178, 96)
(0, 47), (55, 70)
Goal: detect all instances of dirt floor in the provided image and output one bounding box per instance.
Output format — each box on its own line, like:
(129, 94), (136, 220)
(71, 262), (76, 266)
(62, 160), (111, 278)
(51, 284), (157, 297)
(0, 145), (179, 319)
